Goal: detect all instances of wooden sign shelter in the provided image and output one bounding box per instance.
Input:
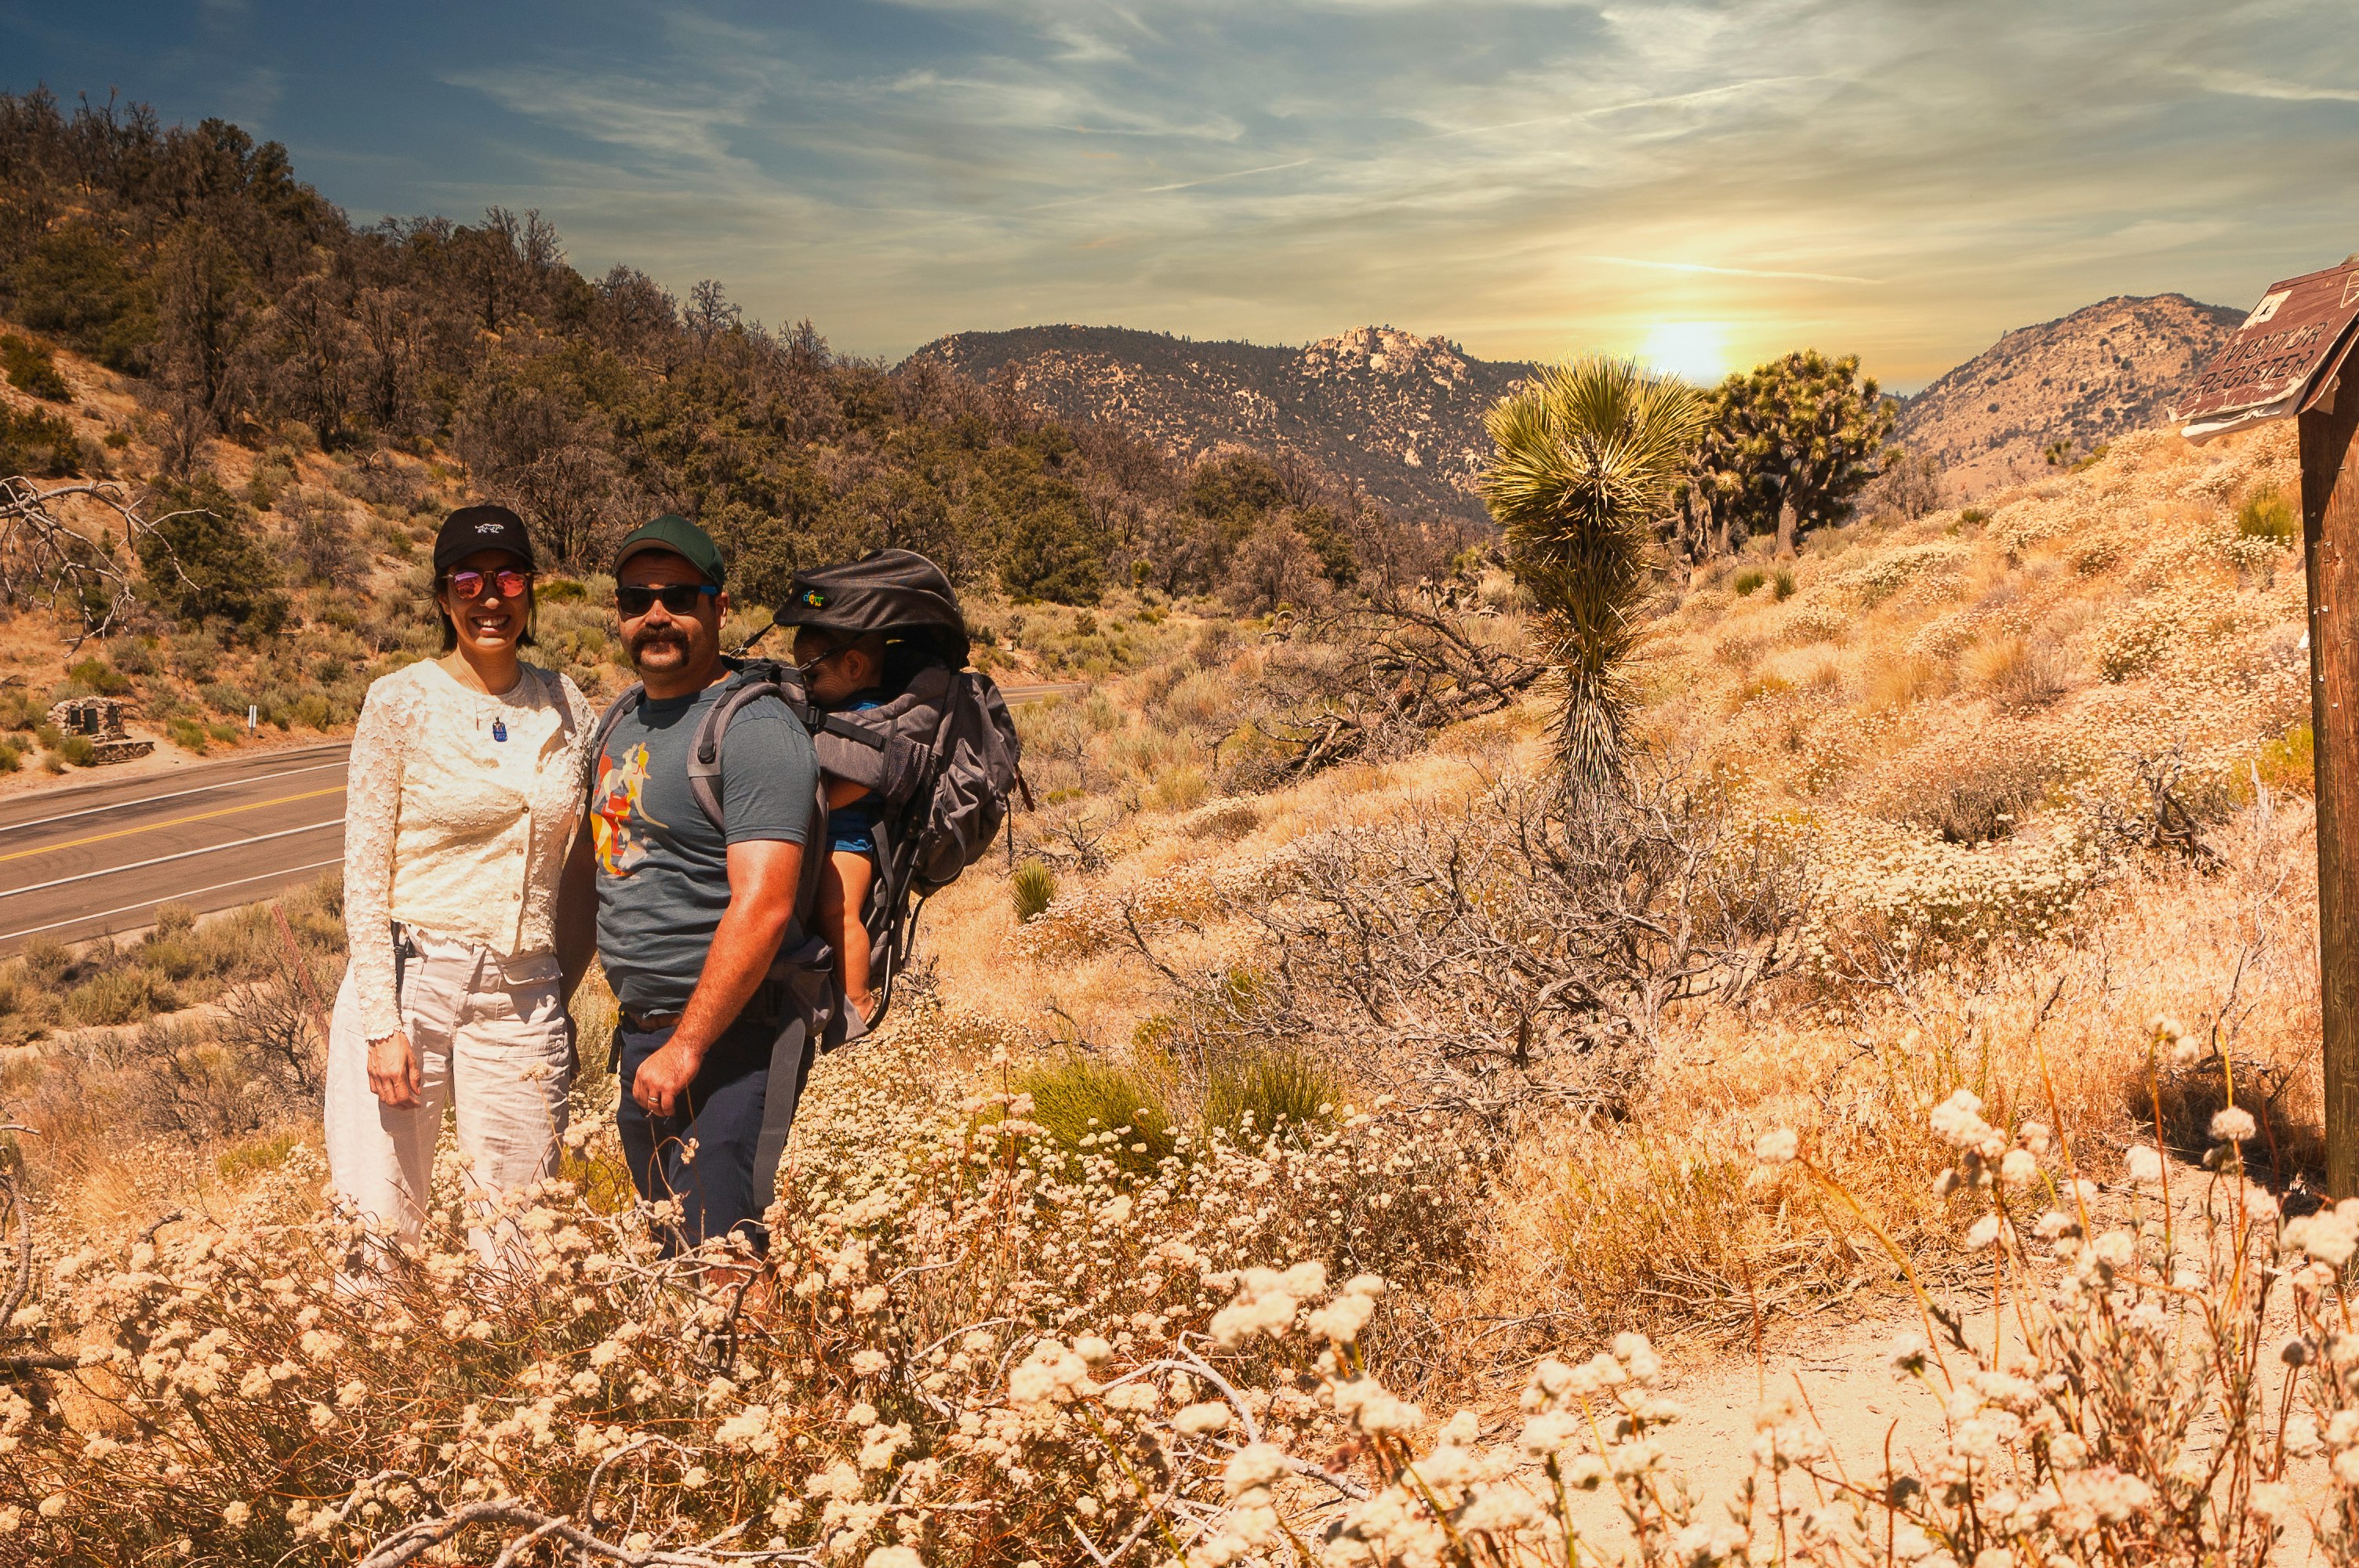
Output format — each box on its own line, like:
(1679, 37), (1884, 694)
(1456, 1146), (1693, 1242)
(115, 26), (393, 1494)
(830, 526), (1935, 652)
(2180, 255), (2359, 1195)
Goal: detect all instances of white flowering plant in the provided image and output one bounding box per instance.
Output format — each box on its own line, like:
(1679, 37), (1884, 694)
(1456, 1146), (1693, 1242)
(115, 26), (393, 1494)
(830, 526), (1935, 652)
(0, 1003), (1478, 1566)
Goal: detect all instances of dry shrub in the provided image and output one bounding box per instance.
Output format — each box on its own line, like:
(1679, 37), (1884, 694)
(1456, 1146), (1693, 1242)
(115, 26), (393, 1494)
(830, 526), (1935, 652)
(21, 1023), (2350, 1568)
(1190, 765), (1805, 1122)
(1775, 603), (1848, 648)
(1183, 799), (1262, 841)
(1147, 763), (1209, 813)
(1967, 633), (2075, 711)
(1861, 654), (1945, 711)
(1879, 739), (2068, 845)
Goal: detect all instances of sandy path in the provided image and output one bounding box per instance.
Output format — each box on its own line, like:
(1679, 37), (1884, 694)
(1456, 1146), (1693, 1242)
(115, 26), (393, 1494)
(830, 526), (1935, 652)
(1554, 1303), (1947, 1553)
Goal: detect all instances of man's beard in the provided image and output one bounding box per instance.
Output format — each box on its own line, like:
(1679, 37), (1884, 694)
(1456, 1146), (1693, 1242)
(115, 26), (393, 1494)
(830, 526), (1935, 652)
(627, 625), (692, 670)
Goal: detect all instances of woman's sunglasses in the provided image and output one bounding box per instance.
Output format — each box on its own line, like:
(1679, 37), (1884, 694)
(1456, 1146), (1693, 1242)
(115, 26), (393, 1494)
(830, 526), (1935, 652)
(616, 583), (720, 618)
(445, 568), (532, 601)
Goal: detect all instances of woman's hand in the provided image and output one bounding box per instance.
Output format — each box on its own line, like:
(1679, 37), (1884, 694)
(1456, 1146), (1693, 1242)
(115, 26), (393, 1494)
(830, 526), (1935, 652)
(368, 1030), (423, 1108)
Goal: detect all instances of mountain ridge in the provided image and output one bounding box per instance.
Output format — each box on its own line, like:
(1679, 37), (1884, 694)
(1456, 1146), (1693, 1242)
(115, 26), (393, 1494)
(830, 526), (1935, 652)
(904, 324), (1533, 521)
(909, 292), (2250, 517)
(1892, 292), (2246, 496)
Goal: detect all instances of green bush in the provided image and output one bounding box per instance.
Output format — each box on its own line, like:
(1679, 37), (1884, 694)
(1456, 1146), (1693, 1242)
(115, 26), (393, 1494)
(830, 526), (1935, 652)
(1772, 567), (1796, 601)
(172, 714), (214, 751)
(2257, 721), (2314, 795)
(1203, 1044), (1343, 1146)
(2238, 491), (2299, 543)
(0, 397), (83, 477)
(8, 221), (158, 370)
(135, 476), (288, 635)
(1732, 568), (1766, 597)
(1016, 1055), (1180, 1177)
(67, 966), (172, 1026)
(65, 656), (130, 695)
(54, 731), (96, 767)
(1000, 506), (1103, 605)
(0, 739), (19, 773)
(1010, 858), (1058, 923)
(1, 333), (71, 401)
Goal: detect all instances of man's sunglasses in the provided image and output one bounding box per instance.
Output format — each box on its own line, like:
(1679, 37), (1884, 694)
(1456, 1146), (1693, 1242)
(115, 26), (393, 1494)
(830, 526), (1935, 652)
(616, 583), (720, 617)
(445, 568), (532, 601)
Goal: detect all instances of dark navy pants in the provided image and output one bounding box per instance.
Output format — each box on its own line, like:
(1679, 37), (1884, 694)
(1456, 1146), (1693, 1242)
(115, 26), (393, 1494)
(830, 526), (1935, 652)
(615, 1015), (779, 1253)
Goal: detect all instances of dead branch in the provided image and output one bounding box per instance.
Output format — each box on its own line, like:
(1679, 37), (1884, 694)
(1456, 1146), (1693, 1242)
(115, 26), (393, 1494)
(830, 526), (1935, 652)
(0, 477), (192, 647)
(1121, 757), (1807, 1127)
(2097, 744), (2226, 873)
(1247, 584), (1548, 780)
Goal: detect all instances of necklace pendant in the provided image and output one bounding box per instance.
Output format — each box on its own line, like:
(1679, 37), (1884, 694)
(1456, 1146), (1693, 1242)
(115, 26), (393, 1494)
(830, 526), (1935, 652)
(492, 718), (508, 743)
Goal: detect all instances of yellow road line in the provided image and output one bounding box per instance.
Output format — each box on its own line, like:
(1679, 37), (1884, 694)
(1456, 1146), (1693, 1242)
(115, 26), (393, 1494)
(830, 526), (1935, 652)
(0, 786), (347, 865)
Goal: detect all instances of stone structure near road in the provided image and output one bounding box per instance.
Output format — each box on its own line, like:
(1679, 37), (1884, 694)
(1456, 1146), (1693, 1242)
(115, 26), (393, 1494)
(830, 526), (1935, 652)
(45, 697), (152, 764)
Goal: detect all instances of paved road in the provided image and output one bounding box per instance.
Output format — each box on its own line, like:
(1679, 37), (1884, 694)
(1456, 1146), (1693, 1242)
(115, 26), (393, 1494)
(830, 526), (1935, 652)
(0, 743), (351, 955)
(0, 678), (1085, 956)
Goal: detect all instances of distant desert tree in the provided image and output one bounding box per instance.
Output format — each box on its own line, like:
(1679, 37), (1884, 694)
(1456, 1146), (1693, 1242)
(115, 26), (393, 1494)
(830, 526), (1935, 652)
(1682, 350), (1895, 557)
(1482, 357), (1703, 791)
(1871, 446), (1945, 520)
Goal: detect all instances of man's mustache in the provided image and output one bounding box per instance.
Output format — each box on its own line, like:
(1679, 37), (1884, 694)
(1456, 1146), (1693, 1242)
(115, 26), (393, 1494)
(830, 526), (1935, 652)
(628, 627), (689, 658)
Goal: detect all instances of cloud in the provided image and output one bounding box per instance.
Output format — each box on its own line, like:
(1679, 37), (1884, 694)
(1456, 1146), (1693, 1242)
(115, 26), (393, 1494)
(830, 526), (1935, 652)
(1582, 256), (1885, 286)
(338, 0), (2359, 382)
(2186, 67), (2359, 103)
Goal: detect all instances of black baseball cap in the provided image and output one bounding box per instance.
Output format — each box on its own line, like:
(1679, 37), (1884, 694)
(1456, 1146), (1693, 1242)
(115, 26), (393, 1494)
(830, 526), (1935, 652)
(613, 514), (726, 588)
(434, 504), (537, 574)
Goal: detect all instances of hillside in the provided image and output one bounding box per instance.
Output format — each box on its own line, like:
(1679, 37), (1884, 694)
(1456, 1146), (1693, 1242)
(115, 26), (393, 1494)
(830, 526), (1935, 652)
(2, 408), (2325, 1564)
(904, 323), (1532, 520)
(1895, 292), (2245, 496)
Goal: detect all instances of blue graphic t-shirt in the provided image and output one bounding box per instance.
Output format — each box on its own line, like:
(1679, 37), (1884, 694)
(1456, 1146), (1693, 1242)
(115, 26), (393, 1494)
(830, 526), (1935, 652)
(591, 677), (817, 1019)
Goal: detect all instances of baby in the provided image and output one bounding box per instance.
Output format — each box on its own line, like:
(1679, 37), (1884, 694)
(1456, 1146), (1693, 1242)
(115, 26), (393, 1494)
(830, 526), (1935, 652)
(794, 625), (891, 1026)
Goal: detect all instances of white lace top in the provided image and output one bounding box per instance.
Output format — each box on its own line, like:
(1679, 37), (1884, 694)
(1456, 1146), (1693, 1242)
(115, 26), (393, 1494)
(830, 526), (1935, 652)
(343, 659), (595, 1040)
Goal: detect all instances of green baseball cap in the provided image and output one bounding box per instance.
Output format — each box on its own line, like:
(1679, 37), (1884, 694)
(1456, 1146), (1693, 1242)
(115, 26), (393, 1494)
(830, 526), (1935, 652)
(612, 514), (726, 588)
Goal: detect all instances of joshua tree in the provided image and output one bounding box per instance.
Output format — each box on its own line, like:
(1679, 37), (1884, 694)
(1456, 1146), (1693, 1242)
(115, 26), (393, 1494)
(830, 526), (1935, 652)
(1482, 358), (1703, 792)
(1683, 350), (1893, 557)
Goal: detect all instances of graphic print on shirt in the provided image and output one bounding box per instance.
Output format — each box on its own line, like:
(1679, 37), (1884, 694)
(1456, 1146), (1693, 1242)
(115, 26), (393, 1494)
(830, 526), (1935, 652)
(591, 743), (664, 875)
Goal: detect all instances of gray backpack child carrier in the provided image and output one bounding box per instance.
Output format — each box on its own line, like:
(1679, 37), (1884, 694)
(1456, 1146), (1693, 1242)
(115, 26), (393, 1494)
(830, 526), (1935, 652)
(773, 550), (1029, 1029)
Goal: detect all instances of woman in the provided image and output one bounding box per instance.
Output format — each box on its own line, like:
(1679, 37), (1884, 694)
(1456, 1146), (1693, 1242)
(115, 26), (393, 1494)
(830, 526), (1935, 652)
(324, 503), (598, 1265)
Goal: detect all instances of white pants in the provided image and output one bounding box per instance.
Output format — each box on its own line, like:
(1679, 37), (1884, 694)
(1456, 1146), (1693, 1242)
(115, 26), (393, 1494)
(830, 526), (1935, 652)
(323, 927), (573, 1266)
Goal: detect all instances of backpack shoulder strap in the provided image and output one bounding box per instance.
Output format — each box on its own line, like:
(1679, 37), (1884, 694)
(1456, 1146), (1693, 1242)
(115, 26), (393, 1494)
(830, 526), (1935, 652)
(591, 681), (646, 766)
(685, 659), (816, 830)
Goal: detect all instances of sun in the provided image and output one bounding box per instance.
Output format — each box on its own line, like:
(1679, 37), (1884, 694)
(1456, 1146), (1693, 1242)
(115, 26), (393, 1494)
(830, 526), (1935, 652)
(1637, 321), (1732, 387)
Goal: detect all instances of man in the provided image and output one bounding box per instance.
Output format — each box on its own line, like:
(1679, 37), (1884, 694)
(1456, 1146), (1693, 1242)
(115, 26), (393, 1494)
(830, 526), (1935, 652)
(589, 514), (819, 1251)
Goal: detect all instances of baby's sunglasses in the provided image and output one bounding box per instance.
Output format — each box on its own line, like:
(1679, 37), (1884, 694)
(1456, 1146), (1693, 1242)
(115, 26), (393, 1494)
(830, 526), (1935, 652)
(615, 582), (720, 618)
(444, 567), (533, 601)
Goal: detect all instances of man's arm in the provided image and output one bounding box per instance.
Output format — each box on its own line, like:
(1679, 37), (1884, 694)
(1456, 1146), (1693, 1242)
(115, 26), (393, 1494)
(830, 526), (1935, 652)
(627, 837), (803, 1118)
(556, 819), (599, 1007)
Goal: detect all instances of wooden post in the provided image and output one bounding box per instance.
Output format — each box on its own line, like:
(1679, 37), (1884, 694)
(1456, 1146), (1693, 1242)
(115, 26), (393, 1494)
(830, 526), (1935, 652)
(2302, 382), (2359, 1196)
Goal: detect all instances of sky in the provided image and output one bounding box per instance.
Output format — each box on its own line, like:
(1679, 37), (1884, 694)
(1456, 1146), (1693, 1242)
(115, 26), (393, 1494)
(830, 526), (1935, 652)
(5, 2), (2357, 390)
